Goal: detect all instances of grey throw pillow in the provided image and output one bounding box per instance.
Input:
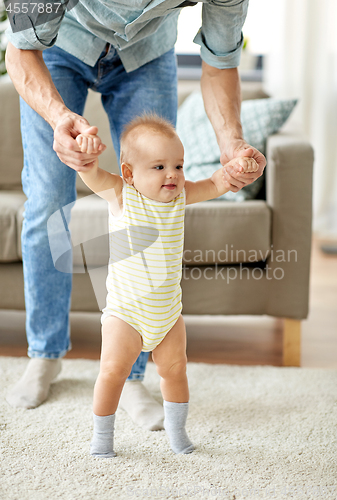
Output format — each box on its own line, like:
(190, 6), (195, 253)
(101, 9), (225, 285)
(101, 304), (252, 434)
(177, 93), (297, 201)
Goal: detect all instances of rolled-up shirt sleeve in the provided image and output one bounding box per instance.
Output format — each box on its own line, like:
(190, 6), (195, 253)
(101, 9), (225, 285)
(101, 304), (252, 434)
(5, 11), (64, 51)
(194, 0), (249, 69)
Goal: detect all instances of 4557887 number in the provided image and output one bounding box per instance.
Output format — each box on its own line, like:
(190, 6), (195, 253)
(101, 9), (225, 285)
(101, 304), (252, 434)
(6, 3), (62, 14)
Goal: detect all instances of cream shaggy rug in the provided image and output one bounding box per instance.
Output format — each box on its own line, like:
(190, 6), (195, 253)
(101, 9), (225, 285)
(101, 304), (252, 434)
(0, 358), (337, 500)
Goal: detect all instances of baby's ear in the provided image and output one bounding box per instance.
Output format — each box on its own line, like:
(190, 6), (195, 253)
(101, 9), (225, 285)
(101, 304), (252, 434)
(121, 162), (133, 184)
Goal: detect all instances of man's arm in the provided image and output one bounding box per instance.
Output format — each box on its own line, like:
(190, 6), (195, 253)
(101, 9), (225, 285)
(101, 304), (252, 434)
(200, 64), (243, 156)
(200, 62), (266, 192)
(5, 43), (105, 171)
(6, 42), (67, 128)
(195, 0), (265, 191)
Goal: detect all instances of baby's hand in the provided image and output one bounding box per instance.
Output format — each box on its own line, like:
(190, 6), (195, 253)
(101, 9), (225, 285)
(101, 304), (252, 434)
(76, 131), (102, 155)
(228, 156), (259, 173)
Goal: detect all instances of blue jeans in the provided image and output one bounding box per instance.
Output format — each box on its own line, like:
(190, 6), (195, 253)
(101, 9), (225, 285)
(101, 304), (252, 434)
(20, 44), (177, 380)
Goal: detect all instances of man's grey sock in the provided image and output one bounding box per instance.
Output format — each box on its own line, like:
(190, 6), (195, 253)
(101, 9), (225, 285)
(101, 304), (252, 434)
(90, 413), (117, 458)
(163, 400), (194, 454)
(119, 380), (164, 431)
(6, 358), (62, 409)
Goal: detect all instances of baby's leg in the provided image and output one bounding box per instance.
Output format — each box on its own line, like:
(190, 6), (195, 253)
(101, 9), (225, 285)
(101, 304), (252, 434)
(91, 316), (142, 458)
(94, 316), (142, 416)
(152, 315), (194, 454)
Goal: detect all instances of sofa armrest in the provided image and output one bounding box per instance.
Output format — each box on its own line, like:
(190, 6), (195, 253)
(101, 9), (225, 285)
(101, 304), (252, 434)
(0, 76), (23, 190)
(265, 131), (314, 319)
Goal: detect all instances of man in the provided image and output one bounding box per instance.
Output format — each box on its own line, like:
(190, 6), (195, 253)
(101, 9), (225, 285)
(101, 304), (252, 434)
(5, 0), (266, 429)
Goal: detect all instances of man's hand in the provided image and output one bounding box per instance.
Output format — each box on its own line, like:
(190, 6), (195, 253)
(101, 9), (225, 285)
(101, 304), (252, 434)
(53, 113), (106, 172)
(210, 155), (259, 197)
(220, 141), (266, 193)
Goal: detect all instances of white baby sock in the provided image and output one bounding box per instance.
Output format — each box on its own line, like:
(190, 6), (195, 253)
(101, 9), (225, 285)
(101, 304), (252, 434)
(6, 358), (62, 409)
(163, 400), (194, 454)
(90, 413), (117, 458)
(119, 380), (164, 431)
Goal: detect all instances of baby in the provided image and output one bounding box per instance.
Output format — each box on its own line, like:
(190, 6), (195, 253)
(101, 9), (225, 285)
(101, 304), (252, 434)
(76, 114), (258, 458)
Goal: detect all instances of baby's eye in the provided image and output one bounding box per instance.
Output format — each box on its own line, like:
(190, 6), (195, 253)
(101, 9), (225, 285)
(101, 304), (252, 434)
(176, 165), (183, 170)
(155, 165), (164, 170)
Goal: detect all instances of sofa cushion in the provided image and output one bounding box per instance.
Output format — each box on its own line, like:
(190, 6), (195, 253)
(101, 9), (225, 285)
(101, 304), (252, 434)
(17, 194), (271, 267)
(184, 200), (271, 264)
(0, 191), (26, 262)
(177, 93), (297, 201)
(67, 198), (271, 266)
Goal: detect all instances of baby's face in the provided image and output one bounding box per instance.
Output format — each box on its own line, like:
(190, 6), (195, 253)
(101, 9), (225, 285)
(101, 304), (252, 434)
(123, 131), (185, 203)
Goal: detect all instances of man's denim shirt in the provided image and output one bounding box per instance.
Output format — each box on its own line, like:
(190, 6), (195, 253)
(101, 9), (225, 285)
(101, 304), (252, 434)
(6, 0), (248, 73)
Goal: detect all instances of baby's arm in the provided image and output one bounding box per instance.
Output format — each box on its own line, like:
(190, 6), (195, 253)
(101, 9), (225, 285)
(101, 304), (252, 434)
(76, 132), (123, 204)
(185, 157), (259, 205)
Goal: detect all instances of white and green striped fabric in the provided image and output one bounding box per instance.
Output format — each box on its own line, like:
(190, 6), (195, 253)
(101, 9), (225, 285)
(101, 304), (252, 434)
(102, 181), (185, 352)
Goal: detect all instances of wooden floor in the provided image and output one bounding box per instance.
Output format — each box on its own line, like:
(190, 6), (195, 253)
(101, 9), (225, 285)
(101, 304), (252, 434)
(0, 238), (336, 367)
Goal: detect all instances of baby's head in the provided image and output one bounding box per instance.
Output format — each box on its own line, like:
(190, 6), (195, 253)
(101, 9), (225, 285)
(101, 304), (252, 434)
(120, 114), (185, 203)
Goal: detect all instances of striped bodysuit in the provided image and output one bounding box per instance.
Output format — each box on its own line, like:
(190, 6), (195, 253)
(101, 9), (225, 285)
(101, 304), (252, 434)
(101, 181), (185, 352)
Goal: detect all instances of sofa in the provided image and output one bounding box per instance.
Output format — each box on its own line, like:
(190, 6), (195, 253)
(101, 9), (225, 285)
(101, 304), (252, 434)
(0, 75), (314, 366)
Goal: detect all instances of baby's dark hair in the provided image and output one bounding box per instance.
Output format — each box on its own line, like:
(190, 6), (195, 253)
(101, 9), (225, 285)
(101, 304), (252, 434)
(120, 113), (177, 164)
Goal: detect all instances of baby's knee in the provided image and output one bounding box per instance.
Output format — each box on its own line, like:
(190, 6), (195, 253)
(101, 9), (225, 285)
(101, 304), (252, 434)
(100, 361), (131, 382)
(157, 357), (187, 380)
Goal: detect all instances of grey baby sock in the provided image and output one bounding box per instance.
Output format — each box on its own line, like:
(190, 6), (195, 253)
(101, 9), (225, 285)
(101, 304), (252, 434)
(163, 400), (194, 454)
(90, 413), (117, 458)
